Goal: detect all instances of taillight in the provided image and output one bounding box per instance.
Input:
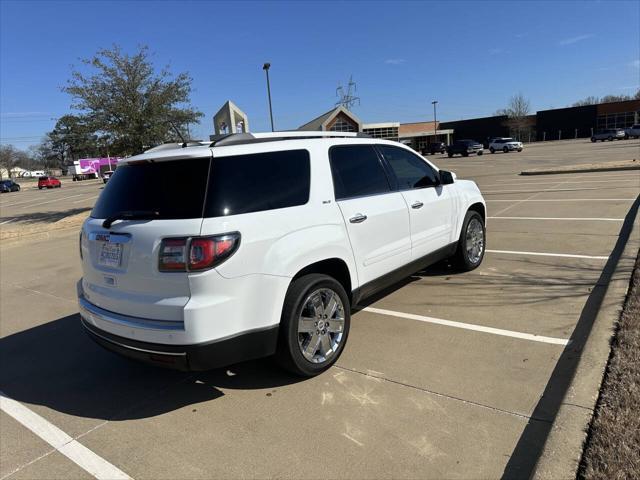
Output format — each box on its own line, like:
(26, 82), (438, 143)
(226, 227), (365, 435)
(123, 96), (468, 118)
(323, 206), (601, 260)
(159, 233), (240, 272)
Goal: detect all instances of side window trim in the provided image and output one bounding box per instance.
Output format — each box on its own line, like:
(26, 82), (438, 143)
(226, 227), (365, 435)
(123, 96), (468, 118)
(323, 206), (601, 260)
(328, 144), (396, 201)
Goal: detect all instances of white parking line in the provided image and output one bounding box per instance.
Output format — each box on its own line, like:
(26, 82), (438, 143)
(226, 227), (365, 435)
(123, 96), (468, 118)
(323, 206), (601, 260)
(488, 216), (624, 221)
(486, 198), (636, 202)
(480, 179), (639, 188)
(0, 219), (13, 225)
(363, 307), (569, 345)
(73, 194), (100, 204)
(0, 391), (131, 480)
(483, 186), (635, 195)
(486, 249), (609, 260)
(17, 194), (85, 209)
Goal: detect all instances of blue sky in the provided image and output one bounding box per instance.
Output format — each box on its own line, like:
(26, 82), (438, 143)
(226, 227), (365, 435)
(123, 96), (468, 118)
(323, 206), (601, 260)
(1, 0), (639, 148)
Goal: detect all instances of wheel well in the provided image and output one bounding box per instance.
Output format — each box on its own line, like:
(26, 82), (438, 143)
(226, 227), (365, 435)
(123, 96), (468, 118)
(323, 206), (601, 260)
(293, 258), (352, 300)
(468, 202), (486, 223)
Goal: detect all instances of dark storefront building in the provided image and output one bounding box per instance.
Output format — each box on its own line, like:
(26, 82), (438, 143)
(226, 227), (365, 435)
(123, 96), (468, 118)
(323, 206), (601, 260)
(440, 115), (509, 142)
(537, 99), (639, 140)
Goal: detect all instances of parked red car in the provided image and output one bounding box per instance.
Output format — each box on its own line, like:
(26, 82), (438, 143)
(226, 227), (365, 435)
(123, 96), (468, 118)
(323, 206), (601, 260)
(38, 176), (62, 189)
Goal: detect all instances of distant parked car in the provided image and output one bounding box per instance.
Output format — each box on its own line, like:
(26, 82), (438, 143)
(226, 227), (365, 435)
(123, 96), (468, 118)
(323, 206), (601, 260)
(591, 128), (626, 142)
(422, 142), (446, 155)
(483, 137), (501, 149)
(102, 170), (114, 184)
(624, 124), (640, 139)
(38, 176), (62, 189)
(0, 179), (21, 193)
(447, 139), (484, 157)
(489, 138), (523, 153)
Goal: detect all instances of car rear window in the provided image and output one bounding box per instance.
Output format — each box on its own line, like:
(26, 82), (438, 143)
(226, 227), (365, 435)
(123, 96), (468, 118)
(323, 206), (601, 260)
(39, 176), (48, 180)
(91, 157), (211, 220)
(204, 149), (310, 217)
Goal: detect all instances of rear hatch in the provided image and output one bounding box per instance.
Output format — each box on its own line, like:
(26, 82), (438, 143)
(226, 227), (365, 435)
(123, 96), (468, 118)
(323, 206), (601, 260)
(81, 154), (211, 321)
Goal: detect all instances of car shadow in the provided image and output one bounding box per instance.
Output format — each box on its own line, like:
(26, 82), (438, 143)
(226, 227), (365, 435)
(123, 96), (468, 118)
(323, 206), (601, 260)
(0, 314), (303, 421)
(0, 207), (92, 225)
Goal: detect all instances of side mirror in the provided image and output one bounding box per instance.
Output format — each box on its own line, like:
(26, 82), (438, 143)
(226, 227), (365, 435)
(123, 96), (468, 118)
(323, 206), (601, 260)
(439, 170), (456, 185)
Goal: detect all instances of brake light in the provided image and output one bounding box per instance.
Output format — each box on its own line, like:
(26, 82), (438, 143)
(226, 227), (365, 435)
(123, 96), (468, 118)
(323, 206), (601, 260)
(159, 233), (240, 272)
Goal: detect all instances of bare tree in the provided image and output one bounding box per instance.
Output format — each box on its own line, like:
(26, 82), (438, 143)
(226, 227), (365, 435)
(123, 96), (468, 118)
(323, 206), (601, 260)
(495, 93), (533, 141)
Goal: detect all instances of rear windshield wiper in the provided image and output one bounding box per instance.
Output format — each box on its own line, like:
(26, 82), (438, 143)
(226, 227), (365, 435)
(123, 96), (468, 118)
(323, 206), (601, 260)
(102, 210), (160, 228)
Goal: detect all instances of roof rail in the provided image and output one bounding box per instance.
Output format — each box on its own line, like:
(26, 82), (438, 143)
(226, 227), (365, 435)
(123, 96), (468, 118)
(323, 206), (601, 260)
(208, 131), (371, 148)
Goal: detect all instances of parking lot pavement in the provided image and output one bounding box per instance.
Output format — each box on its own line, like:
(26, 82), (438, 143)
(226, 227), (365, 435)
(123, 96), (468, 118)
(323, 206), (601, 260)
(0, 179), (103, 223)
(1, 139), (639, 479)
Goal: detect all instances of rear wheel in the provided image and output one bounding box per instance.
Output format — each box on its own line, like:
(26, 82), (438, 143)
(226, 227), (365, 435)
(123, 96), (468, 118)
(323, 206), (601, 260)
(38, 186), (42, 190)
(490, 147), (495, 153)
(477, 151), (483, 156)
(452, 211), (485, 271)
(462, 152), (469, 157)
(448, 152), (453, 158)
(608, 136), (613, 141)
(276, 274), (350, 377)
(503, 146), (509, 153)
(591, 137), (596, 142)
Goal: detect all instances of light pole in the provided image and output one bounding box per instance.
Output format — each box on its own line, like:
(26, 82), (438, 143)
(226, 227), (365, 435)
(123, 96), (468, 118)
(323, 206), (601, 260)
(431, 100), (438, 143)
(263, 63), (275, 132)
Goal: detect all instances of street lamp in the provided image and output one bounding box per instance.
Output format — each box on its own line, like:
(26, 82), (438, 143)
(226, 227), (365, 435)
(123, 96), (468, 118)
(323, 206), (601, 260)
(431, 100), (438, 142)
(263, 62), (275, 132)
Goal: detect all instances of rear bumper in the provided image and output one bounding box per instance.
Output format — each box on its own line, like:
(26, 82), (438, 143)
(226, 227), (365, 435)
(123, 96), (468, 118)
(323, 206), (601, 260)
(78, 293), (279, 371)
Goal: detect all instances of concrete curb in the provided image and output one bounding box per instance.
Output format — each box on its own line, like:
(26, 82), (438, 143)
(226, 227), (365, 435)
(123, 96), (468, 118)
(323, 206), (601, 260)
(521, 164), (640, 176)
(531, 198), (640, 479)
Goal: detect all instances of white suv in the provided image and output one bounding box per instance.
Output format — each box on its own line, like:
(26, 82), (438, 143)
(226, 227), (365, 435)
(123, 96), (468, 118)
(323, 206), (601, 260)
(489, 137), (523, 153)
(78, 132), (486, 377)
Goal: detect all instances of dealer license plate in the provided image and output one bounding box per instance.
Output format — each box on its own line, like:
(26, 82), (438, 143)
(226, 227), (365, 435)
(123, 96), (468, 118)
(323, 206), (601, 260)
(98, 242), (122, 268)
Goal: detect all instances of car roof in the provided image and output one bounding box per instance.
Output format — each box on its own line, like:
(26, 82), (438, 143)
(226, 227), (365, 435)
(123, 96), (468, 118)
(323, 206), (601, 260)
(120, 131), (405, 164)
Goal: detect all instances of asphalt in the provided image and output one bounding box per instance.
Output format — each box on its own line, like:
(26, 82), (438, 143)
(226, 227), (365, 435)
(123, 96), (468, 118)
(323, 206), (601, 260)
(1, 138), (639, 479)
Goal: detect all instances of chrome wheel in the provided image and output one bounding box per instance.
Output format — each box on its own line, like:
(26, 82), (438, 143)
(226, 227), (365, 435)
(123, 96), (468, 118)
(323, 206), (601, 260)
(465, 217), (484, 264)
(297, 288), (345, 364)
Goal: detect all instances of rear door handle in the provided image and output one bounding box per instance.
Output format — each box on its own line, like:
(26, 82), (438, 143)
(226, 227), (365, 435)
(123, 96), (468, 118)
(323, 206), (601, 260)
(349, 213), (367, 224)
(411, 201), (424, 209)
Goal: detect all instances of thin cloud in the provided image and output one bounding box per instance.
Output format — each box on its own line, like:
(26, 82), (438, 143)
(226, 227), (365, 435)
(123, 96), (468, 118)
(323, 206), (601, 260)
(628, 59), (640, 69)
(384, 58), (405, 65)
(558, 34), (594, 46)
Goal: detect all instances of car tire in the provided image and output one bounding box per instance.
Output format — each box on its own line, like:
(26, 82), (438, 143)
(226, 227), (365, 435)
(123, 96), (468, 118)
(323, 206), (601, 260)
(38, 186), (42, 190)
(591, 137), (596, 142)
(462, 152), (469, 157)
(452, 210), (485, 272)
(490, 147), (495, 153)
(517, 148), (523, 152)
(608, 136), (613, 141)
(275, 273), (350, 377)
(503, 146), (509, 153)
(477, 151), (483, 156)
(448, 152), (453, 158)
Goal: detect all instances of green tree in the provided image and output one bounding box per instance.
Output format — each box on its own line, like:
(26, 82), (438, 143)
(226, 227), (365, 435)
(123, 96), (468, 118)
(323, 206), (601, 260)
(46, 114), (99, 163)
(63, 45), (203, 156)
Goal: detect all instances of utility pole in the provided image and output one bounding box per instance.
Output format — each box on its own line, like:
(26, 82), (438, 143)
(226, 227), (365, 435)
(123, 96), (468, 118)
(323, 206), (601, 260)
(263, 63), (275, 132)
(432, 100), (438, 143)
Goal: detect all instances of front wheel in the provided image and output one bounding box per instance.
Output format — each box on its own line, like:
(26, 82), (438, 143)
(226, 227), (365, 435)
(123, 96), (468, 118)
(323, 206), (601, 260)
(490, 147), (495, 153)
(452, 211), (485, 271)
(275, 274), (350, 377)
(448, 152), (453, 158)
(477, 151), (483, 156)
(503, 146), (509, 153)
(591, 137), (596, 142)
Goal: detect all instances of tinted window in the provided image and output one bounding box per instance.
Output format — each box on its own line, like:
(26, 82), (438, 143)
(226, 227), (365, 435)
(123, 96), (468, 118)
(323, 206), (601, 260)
(329, 145), (391, 200)
(205, 150), (310, 217)
(92, 157), (211, 220)
(379, 145), (439, 189)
